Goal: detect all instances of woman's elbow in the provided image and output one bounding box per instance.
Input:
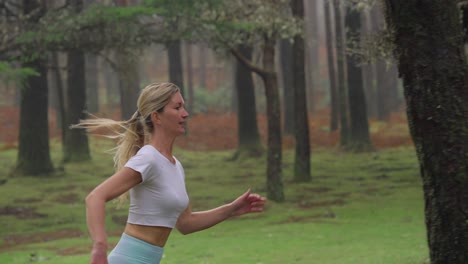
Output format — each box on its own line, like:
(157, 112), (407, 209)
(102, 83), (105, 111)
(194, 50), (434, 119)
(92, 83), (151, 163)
(175, 221), (192, 235)
(85, 191), (102, 207)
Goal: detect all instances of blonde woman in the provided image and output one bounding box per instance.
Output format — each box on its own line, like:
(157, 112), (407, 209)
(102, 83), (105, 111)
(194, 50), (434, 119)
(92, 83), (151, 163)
(75, 82), (267, 264)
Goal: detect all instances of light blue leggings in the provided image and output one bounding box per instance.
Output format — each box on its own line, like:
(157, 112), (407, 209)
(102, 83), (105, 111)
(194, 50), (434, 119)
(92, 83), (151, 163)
(108, 233), (164, 264)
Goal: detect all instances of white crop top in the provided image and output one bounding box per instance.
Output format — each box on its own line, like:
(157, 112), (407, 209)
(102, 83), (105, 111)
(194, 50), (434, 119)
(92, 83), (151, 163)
(124, 145), (189, 228)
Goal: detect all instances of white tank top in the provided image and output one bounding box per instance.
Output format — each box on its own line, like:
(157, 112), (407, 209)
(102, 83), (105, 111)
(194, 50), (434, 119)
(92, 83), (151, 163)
(124, 145), (189, 228)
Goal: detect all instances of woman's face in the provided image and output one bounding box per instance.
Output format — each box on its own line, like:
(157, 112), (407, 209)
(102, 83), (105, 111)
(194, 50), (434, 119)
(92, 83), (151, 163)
(157, 91), (189, 136)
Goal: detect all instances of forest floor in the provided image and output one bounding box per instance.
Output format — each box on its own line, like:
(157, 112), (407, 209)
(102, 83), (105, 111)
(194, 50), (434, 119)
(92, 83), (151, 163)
(0, 107), (424, 258)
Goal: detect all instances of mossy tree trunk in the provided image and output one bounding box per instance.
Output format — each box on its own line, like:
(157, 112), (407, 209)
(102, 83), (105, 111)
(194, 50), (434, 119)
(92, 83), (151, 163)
(261, 38), (284, 202)
(63, 0), (90, 162)
(333, 0), (350, 147)
(291, 0), (311, 182)
(345, 5), (373, 152)
(230, 38), (285, 202)
(64, 48), (91, 162)
(382, 1), (468, 263)
(280, 39), (295, 136)
(16, 58), (54, 176)
(324, 0), (339, 132)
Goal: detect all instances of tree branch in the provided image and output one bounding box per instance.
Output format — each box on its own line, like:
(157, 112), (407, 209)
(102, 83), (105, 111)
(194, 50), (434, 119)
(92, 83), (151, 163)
(229, 46), (270, 78)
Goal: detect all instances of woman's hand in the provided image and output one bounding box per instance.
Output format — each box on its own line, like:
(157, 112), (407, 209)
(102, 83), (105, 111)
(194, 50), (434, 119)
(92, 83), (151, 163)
(230, 189), (267, 217)
(90, 242), (108, 264)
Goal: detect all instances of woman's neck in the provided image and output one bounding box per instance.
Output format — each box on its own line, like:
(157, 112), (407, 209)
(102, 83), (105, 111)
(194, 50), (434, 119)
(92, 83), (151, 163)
(150, 132), (175, 158)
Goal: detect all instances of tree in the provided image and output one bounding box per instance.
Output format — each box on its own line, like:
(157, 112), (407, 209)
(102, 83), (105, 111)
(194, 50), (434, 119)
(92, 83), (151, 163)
(382, 1), (468, 263)
(280, 39), (295, 135)
(167, 39), (185, 94)
(200, 0), (301, 201)
(324, 0), (339, 131)
(63, 0), (91, 162)
(291, 0), (311, 182)
(15, 0), (54, 176)
(344, 3), (373, 151)
(233, 45), (262, 158)
(85, 53), (99, 113)
(333, 0), (350, 146)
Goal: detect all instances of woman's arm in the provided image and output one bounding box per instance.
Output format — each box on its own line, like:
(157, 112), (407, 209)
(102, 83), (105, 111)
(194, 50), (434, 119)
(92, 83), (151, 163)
(175, 190), (267, 235)
(85, 168), (142, 263)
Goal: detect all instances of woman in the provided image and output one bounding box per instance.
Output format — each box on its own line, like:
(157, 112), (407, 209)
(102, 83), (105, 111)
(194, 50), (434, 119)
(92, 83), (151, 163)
(75, 82), (267, 264)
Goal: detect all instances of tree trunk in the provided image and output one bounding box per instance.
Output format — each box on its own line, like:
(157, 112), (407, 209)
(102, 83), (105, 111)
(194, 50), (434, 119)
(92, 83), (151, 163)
(64, 48), (91, 162)
(234, 45), (262, 157)
(324, 0), (339, 131)
(16, 58), (54, 175)
(85, 53), (99, 113)
(361, 7), (377, 119)
(280, 39), (294, 135)
(102, 52), (119, 106)
(50, 52), (66, 143)
(185, 42), (194, 114)
(230, 40), (284, 202)
(345, 5), (373, 151)
(116, 51), (140, 120)
(198, 44), (207, 89)
(304, 0), (319, 112)
(167, 40), (185, 95)
(382, 1), (468, 263)
(291, 0), (311, 182)
(262, 39), (284, 202)
(373, 5), (399, 121)
(333, 0), (350, 146)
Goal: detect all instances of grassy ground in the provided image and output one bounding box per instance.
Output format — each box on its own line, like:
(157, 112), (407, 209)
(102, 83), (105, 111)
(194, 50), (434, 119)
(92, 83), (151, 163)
(0, 139), (429, 263)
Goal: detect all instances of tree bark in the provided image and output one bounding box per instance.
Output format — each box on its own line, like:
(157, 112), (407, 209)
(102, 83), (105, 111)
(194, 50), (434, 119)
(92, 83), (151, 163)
(167, 40), (185, 95)
(345, 5), (373, 151)
(361, 7), (377, 119)
(291, 0), (311, 182)
(304, 0), (318, 111)
(184, 42), (194, 114)
(50, 52), (66, 143)
(261, 39), (284, 202)
(382, 1), (468, 263)
(62, 0), (90, 162)
(16, 58), (54, 175)
(116, 51), (140, 120)
(64, 48), (91, 162)
(280, 39), (294, 135)
(324, 0), (339, 131)
(234, 45), (262, 158)
(333, 0), (350, 146)
(85, 53), (99, 113)
(198, 44), (207, 89)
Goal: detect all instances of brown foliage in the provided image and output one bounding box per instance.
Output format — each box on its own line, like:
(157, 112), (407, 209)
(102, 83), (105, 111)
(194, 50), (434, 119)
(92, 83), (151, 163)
(0, 106), (412, 150)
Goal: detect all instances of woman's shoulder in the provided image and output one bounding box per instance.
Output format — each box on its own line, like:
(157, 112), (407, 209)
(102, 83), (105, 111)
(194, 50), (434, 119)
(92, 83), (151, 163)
(137, 145), (158, 155)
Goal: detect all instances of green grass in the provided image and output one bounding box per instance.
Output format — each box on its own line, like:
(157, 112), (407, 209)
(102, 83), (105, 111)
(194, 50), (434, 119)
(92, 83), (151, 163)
(0, 140), (429, 263)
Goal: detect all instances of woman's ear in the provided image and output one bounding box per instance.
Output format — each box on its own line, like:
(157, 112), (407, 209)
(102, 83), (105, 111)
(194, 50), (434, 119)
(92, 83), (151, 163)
(151, 111), (161, 125)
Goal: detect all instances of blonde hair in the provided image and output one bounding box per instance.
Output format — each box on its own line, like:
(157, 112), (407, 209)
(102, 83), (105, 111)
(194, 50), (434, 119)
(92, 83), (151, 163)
(72, 82), (180, 200)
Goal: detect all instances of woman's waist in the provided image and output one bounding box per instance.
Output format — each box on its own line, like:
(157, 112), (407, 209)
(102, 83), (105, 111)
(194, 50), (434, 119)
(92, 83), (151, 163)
(124, 223), (172, 247)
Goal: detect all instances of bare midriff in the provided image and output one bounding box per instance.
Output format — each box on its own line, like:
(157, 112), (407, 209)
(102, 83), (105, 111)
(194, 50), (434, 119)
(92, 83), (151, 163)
(124, 223), (173, 247)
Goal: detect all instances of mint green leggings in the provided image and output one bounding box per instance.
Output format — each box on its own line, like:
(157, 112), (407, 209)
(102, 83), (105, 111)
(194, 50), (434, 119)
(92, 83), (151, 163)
(108, 233), (164, 264)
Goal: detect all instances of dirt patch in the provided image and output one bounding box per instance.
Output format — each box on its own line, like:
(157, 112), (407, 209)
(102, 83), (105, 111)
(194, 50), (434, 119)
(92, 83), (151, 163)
(0, 228), (83, 252)
(54, 246), (89, 256)
(0, 206), (47, 219)
(302, 186), (333, 193)
(54, 193), (80, 204)
(298, 199), (346, 209)
(13, 198), (42, 204)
